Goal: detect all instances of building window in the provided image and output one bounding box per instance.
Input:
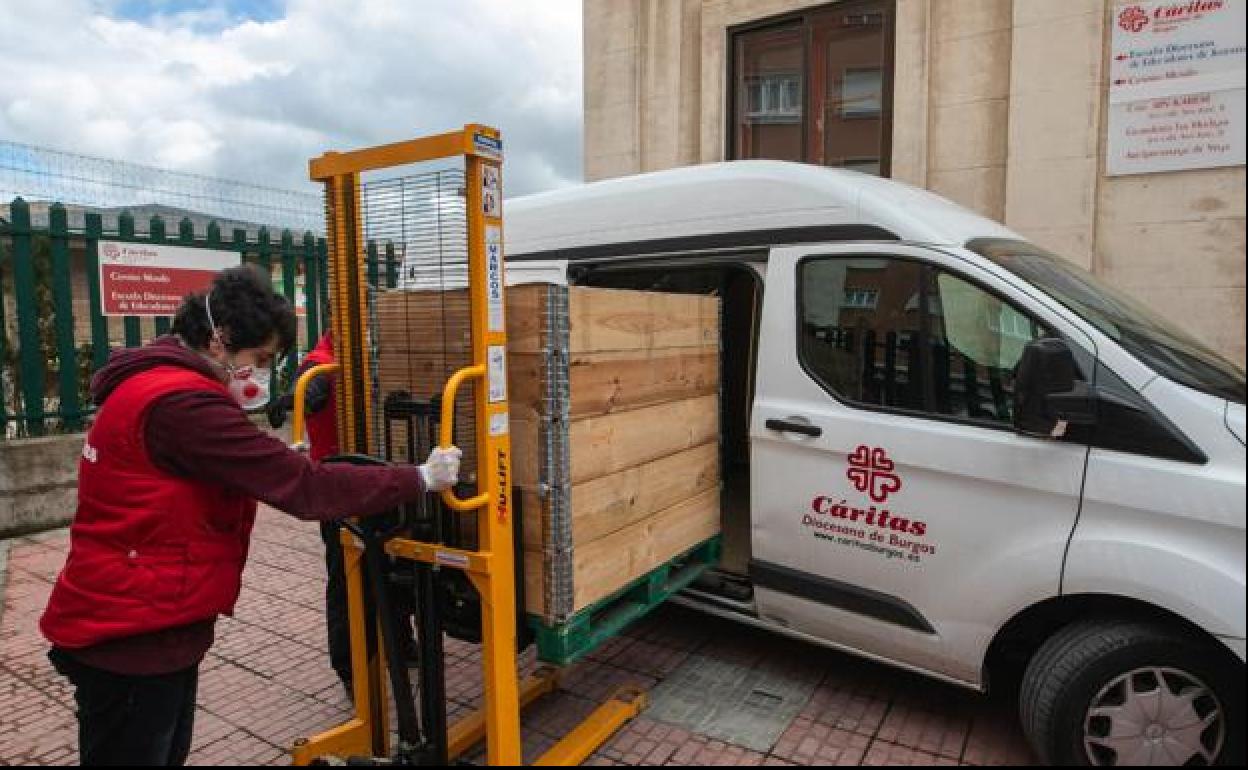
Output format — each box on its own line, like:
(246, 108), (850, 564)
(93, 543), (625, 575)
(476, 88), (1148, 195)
(843, 287), (879, 309)
(745, 73), (803, 123)
(839, 67), (882, 118)
(731, 0), (895, 176)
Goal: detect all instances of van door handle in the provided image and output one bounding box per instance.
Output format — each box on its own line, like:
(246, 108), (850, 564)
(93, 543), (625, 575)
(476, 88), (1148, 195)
(765, 418), (823, 437)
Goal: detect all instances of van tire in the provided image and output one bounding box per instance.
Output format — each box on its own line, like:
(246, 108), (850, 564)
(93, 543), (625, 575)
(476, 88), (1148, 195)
(1019, 619), (1244, 766)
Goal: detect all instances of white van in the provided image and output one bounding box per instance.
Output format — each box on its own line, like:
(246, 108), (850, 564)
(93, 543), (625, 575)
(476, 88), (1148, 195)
(504, 161), (1245, 766)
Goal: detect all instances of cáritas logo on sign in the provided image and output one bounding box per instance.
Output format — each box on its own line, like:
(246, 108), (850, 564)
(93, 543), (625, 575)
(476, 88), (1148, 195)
(99, 241), (161, 266)
(1119, 5), (1151, 31)
(1120, 0), (1224, 32)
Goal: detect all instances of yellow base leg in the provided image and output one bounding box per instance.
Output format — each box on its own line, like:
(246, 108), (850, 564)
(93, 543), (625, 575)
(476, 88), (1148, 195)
(291, 719), (372, 766)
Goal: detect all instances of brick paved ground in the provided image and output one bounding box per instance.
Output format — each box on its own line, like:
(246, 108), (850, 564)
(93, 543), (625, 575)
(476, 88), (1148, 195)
(0, 511), (1036, 765)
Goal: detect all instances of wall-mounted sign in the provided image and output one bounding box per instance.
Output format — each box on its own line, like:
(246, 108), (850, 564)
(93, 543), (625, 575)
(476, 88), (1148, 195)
(98, 241), (240, 317)
(1108, 0), (1246, 175)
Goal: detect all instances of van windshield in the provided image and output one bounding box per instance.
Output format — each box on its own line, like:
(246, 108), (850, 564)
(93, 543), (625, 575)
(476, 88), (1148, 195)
(969, 239), (1246, 404)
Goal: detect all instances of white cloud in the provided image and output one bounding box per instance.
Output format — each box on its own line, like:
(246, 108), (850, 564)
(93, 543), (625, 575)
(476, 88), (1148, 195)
(0, 0), (583, 199)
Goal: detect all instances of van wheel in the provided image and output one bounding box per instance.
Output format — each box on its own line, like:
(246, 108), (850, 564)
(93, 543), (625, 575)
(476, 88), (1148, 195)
(1019, 620), (1243, 766)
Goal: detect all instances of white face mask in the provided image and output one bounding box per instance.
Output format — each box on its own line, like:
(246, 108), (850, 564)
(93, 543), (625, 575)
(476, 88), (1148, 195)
(205, 289), (273, 410)
(227, 363), (272, 410)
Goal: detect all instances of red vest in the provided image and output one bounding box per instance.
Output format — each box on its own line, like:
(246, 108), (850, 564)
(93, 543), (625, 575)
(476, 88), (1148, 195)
(40, 366), (258, 649)
(302, 335), (339, 462)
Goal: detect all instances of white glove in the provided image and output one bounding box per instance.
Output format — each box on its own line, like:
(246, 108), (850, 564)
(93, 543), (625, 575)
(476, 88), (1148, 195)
(419, 446), (462, 492)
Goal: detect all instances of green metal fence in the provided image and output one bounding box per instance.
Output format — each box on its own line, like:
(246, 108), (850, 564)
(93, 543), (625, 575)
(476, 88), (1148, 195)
(0, 196), (349, 439)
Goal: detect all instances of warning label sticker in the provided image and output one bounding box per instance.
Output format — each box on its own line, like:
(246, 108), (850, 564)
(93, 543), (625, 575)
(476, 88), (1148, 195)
(487, 345), (507, 403)
(482, 164), (501, 218)
(490, 411), (509, 436)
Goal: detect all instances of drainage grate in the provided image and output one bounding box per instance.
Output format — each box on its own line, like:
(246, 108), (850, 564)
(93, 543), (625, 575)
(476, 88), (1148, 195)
(644, 654), (819, 751)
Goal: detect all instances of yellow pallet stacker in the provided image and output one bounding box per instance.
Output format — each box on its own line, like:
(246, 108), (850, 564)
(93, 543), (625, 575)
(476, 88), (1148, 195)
(287, 125), (644, 766)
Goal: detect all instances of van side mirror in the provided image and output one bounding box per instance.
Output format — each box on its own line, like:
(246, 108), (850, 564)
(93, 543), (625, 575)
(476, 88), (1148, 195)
(1014, 338), (1096, 438)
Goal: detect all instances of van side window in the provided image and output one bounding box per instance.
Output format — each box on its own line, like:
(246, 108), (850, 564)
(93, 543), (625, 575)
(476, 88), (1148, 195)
(799, 257), (1050, 425)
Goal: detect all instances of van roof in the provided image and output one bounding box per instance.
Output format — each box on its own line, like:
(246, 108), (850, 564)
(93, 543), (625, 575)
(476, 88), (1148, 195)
(506, 160), (1020, 259)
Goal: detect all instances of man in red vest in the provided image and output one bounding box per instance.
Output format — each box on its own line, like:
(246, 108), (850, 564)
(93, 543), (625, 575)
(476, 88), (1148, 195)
(268, 331), (419, 695)
(40, 266), (460, 766)
(284, 331), (339, 461)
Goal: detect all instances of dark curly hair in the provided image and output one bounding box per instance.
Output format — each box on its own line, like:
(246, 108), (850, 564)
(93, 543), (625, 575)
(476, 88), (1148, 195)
(172, 265), (297, 354)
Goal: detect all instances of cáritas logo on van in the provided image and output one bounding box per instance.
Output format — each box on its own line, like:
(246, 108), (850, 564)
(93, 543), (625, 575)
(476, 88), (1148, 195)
(809, 496), (927, 537)
(847, 444), (901, 502)
(802, 445), (934, 563)
(807, 445), (929, 537)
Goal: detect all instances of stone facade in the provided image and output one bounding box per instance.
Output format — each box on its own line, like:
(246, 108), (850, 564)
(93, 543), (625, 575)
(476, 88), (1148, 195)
(583, 0), (1246, 365)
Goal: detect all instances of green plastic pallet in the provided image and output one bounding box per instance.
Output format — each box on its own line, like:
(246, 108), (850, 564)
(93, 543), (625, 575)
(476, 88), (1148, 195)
(529, 536), (722, 666)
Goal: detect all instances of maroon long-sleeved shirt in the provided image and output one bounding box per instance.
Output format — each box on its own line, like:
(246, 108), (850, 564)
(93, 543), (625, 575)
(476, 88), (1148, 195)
(64, 336), (424, 675)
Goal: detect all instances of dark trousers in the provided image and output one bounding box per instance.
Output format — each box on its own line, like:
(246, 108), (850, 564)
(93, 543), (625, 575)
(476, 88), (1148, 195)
(320, 521), (418, 689)
(320, 521), (353, 685)
(48, 647), (198, 766)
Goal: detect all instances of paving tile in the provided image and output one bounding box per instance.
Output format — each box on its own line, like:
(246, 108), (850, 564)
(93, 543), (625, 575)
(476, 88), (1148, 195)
(585, 752), (628, 765)
(862, 739), (960, 766)
(0, 672), (75, 764)
(462, 724), (560, 765)
(962, 709), (1037, 765)
(622, 604), (719, 652)
(187, 728), (286, 766)
(799, 666), (897, 736)
(590, 636), (693, 679)
(522, 690), (602, 740)
(769, 715), (870, 765)
(875, 684), (975, 759)
(586, 633), (638, 664)
(665, 734), (769, 765)
(598, 716), (695, 765)
(558, 659), (658, 703)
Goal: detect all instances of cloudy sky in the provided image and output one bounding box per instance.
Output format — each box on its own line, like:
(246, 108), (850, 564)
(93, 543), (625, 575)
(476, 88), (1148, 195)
(0, 0), (583, 201)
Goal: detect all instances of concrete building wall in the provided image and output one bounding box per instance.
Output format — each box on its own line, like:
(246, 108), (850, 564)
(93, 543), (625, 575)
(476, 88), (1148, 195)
(1004, 1), (1105, 269)
(927, 0), (1012, 220)
(584, 0), (707, 178)
(0, 434), (79, 538)
(0, 421), (291, 538)
(583, 0), (1247, 366)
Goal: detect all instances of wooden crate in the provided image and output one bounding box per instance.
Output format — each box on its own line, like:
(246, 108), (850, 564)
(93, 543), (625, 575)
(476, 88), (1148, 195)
(373, 284), (721, 625)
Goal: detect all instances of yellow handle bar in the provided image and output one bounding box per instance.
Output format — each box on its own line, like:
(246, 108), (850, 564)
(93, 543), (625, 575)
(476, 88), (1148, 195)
(439, 364), (490, 512)
(289, 362), (341, 451)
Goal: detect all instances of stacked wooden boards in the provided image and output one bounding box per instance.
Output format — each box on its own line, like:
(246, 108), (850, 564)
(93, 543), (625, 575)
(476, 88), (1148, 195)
(374, 284), (721, 625)
(374, 290), (476, 471)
